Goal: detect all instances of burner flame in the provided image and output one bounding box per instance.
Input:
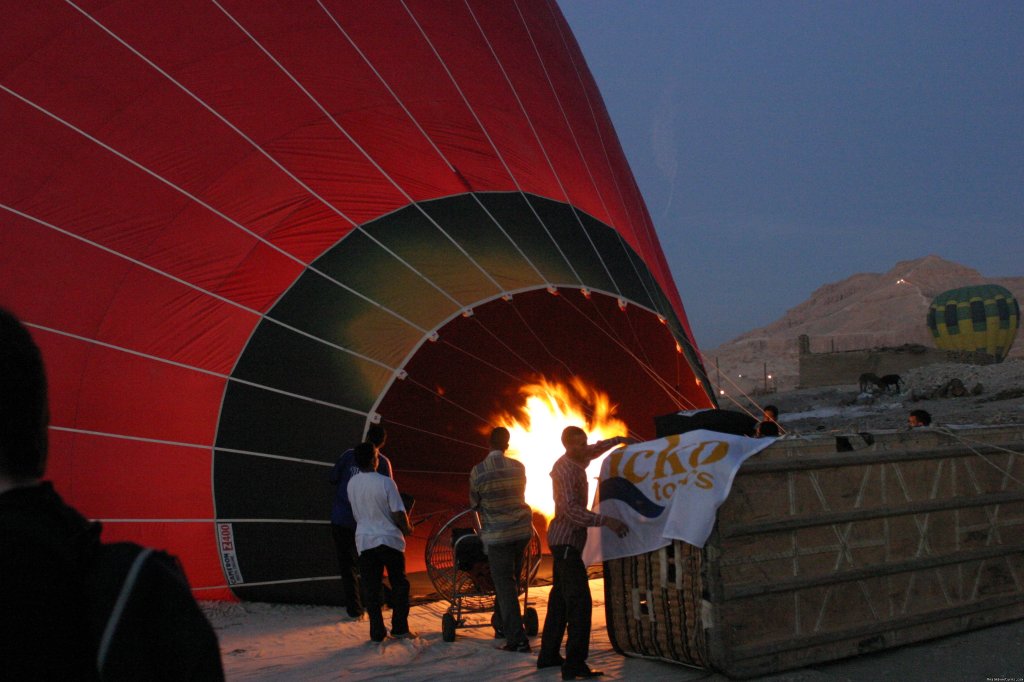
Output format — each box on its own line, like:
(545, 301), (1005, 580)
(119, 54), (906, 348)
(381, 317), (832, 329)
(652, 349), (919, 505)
(492, 377), (628, 519)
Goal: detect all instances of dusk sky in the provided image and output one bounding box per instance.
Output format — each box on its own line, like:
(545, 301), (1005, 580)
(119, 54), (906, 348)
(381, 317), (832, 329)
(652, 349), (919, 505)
(559, 1), (1023, 349)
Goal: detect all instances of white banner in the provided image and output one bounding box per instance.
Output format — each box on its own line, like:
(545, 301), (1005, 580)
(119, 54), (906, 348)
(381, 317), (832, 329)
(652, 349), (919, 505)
(582, 429), (775, 565)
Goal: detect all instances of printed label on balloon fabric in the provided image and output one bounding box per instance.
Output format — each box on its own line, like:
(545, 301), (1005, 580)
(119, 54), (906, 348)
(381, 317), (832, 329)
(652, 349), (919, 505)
(218, 522), (244, 585)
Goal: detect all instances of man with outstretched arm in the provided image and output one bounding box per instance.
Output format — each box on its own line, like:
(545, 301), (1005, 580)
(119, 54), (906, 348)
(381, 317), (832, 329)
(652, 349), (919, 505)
(538, 426), (633, 680)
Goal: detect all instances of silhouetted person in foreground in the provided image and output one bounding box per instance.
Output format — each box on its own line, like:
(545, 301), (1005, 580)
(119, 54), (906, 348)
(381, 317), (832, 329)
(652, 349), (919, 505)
(0, 308), (223, 680)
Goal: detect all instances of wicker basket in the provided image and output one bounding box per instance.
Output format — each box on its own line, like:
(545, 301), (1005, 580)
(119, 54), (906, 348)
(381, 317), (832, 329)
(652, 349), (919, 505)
(604, 539), (707, 667)
(603, 425), (1024, 678)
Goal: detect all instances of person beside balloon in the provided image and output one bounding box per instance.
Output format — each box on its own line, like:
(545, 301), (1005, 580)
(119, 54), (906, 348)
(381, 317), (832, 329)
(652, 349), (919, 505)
(469, 426), (534, 654)
(347, 441), (415, 642)
(538, 427), (634, 679)
(330, 425), (394, 620)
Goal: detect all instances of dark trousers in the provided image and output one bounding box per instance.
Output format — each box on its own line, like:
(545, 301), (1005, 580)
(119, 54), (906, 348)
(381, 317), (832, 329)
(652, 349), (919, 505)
(358, 545), (410, 640)
(331, 525), (362, 617)
(539, 545), (591, 669)
(488, 537), (529, 647)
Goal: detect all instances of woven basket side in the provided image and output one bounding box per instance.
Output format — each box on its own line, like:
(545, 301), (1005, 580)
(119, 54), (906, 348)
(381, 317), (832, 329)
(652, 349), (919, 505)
(604, 540), (707, 666)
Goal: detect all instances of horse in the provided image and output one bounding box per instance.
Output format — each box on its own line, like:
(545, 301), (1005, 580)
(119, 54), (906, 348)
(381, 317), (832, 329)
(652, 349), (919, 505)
(859, 372), (880, 393)
(878, 374), (903, 395)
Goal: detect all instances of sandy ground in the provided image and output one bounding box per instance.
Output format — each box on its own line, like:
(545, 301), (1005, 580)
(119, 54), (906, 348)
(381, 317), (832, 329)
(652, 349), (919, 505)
(206, 578), (695, 682)
(205, 577), (1024, 681)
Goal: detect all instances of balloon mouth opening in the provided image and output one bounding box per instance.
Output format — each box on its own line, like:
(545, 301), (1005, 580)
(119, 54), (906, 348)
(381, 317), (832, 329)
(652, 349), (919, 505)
(372, 288), (706, 524)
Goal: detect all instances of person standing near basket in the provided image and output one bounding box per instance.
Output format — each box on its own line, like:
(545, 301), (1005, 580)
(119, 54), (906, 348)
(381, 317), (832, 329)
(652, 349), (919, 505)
(469, 426), (534, 653)
(538, 426), (633, 680)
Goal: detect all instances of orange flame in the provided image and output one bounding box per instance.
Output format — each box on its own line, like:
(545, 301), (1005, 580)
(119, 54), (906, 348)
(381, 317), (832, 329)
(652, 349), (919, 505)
(492, 377), (629, 519)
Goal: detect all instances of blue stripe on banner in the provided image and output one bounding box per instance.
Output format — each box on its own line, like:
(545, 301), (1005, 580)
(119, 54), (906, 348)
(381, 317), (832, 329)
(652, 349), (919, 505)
(598, 477), (665, 518)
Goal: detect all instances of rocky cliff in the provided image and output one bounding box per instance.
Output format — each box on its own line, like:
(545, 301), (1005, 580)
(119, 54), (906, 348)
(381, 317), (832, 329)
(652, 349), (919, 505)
(700, 255), (1023, 394)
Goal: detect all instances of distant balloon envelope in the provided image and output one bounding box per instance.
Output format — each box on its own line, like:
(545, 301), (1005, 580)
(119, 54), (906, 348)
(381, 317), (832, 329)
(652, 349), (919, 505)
(0, 1), (713, 603)
(926, 285), (1020, 362)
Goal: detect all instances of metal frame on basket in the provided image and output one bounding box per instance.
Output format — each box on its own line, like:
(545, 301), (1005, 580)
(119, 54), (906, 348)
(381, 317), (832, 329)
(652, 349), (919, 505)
(425, 508), (541, 642)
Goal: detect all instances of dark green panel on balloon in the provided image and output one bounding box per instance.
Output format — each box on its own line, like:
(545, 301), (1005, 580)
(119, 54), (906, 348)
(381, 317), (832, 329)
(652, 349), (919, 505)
(214, 450), (329, 520)
(225, 522), (341, 605)
(527, 197), (616, 292)
(417, 195), (546, 292)
(232, 321), (392, 410)
(359, 203), (501, 305)
(577, 210), (654, 308)
(270, 274), (421, 367)
(314, 228), (459, 330)
(215, 381), (364, 463)
(472, 193), (585, 287)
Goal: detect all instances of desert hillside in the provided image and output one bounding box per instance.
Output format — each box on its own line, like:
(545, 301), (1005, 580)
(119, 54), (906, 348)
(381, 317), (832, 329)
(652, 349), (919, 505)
(700, 255), (1023, 394)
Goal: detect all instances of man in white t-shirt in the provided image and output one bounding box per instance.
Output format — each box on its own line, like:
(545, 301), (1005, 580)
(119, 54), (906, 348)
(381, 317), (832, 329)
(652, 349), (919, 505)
(347, 442), (414, 642)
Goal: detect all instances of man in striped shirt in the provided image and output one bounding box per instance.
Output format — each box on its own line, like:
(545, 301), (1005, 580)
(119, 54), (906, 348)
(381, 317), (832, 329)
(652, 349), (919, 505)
(538, 426), (633, 680)
(469, 427), (534, 653)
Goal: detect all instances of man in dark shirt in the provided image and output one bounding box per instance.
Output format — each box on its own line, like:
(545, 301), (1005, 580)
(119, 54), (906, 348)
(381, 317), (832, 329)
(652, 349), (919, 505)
(0, 307), (223, 680)
(0, 307), (100, 678)
(538, 426), (632, 680)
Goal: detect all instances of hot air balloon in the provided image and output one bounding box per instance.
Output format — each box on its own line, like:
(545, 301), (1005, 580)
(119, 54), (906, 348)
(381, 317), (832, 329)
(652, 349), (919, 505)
(927, 285), (1020, 362)
(0, 0), (714, 604)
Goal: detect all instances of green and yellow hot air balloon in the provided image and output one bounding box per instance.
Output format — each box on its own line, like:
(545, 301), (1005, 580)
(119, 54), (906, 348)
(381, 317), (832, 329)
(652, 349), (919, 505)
(927, 285), (1020, 362)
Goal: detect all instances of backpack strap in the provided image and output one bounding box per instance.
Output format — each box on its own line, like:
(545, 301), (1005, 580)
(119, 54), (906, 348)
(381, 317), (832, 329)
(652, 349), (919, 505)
(96, 547), (153, 673)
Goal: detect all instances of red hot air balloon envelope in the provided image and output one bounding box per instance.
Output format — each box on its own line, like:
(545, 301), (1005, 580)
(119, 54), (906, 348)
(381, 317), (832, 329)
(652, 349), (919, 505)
(0, 0), (714, 604)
